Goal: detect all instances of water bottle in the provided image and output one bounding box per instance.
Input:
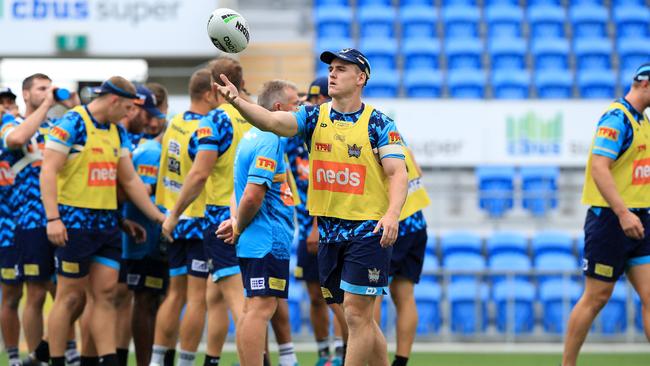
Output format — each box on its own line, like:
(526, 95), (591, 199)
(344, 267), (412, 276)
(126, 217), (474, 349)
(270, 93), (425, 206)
(53, 88), (70, 102)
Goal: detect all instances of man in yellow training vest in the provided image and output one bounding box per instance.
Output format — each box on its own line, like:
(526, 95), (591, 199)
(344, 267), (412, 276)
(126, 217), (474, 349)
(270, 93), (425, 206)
(562, 63), (650, 366)
(40, 76), (165, 366)
(215, 48), (408, 366)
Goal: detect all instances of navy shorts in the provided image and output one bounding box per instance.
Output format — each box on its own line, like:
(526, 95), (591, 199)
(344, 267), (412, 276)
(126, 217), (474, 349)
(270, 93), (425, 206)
(167, 238), (208, 278)
(204, 224), (240, 282)
(583, 207), (650, 282)
(390, 229), (427, 284)
(55, 228), (122, 278)
(318, 235), (392, 304)
(239, 254), (290, 299)
(295, 239), (319, 282)
(0, 245), (22, 284)
(16, 228), (56, 282)
(125, 258), (169, 295)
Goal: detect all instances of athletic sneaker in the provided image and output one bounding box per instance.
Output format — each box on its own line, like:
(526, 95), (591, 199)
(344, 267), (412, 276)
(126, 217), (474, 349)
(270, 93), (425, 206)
(22, 356), (47, 366)
(329, 356), (343, 366)
(315, 356), (329, 366)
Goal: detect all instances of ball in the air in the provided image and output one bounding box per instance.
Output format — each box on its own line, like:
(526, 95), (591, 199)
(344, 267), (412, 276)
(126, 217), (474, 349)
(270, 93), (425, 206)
(207, 8), (250, 53)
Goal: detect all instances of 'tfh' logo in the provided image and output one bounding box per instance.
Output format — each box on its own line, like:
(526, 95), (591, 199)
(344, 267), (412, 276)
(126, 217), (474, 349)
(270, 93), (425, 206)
(506, 112), (562, 155)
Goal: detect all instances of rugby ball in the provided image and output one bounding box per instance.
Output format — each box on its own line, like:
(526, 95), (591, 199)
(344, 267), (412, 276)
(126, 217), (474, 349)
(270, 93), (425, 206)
(207, 8), (250, 54)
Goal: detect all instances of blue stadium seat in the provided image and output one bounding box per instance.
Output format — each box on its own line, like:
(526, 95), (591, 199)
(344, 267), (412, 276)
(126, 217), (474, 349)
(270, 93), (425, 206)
(489, 252), (532, 284)
(448, 280), (489, 334)
(403, 38), (440, 71)
(440, 231), (482, 257)
(363, 69), (399, 97)
(578, 69), (616, 99)
(288, 283), (304, 333)
(485, 0), (518, 5)
(446, 38), (483, 70)
(492, 69), (530, 99)
(618, 39), (650, 73)
(575, 38), (613, 71)
(358, 6), (397, 40)
(494, 280), (536, 334)
(532, 231), (574, 258)
(358, 0), (391, 6)
(315, 6), (353, 39)
(593, 283), (628, 334)
(613, 6), (650, 39)
(444, 253), (486, 282)
(404, 70), (443, 98)
(314, 0), (350, 7)
(487, 232), (528, 257)
(528, 6), (567, 39)
(421, 253), (440, 284)
(442, 6), (481, 39)
(532, 38), (570, 71)
(414, 282), (442, 334)
(485, 5), (524, 39)
(570, 5), (609, 39)
(400, 6), (438, 39)
(401, 0), (435, 6)
(540, 279), (583, 334)
(611, 0), (644, 5)
(619, 68), (636, 96)
(535, 252), (578, 284)
(426, 230), (436, 255)
(535, 70), (573, 99)
(521, 166), (559, 216)
(315, 37), (355, 75)
(360, 38), (398, 70)
(635, 293), (642, 331)
(441, 0), (477, 5)
(448, 69), (486, 98)
(576, 233), (585, 262)
(572, 0), (605, 4)
(528, 0), (561, 5)
(476, 166), (515, 217)
(489, 38), (526, 71)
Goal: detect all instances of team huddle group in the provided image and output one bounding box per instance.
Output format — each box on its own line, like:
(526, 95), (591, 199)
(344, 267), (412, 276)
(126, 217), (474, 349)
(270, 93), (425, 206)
(0, 49), (432, 366)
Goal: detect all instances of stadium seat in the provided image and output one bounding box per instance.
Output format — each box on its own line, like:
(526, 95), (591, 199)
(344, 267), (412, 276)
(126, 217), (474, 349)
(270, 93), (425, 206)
(617, 39), (650, 73)
(440, 231), (482, 257)
(492, 69), (530, 99)
(528, 0), (561, 5)
(426, 230), (436, 255)
(613, 6), (650, 39)
(404, 70), (443, 98)
(441, 0), (477, 6)
(358, 6), (397, 40)
(314, 37), (355, 75)
(446, 38), (483, 70)
(314, 0), (350, 7)
(569, 5), (609, 39)
(528, 6), (567, 39)
(489, 38), (526, 71)
(400, 6), (438, 39)
(489, 252), (532, 284)
(442, 6), (481, 39)
(360, 38), (398, 70)
(414, 282), (442, 334)
(593, 282), (628, 334)
(476, 166), (515, 217)
(540, 279), (583, 333)
(576, 233), (585, 262)
(535, 70), (573, 99)
(611, 0), (644, 5)
(532, 231), (574, 258)
(494, 280), (536, 334)
(485, 0), (518, 5)
(421, 253), (440, 284)
(448, 280), (489, 334)
(572, 0), (605, 4)
(574, 38), (613, 71)
(487, 232), (528, 257)
(401, 0), (435, 6)
(521, 166), (559, 216)
(403, 38), (441, 71)
(363, 69), (399, 97)
(447, 69), (486, 98)
(358, 0), (391, 6)
(485, 5), (524, 39)
(288, 282), (304, 333)
(578, 69), (616, 99)
(314, 6), (353, 39)
(531, 38), (570, 71)
(535, 252), (578, 284)
(635, 293), (642, 331)
(444, 252), (486, 283)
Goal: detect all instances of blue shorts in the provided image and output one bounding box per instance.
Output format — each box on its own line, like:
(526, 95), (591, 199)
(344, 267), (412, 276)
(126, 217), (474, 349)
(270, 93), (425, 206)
(55, 228), (122, 278)
(16, 228), (56, 282)
(204, 224), (240, 282)
(167, 238), (209, 278)
(295, 239), (319, 282)
(125, 258), (169, 295)
(0, 245), (22, 284)
(239, 254), (289, 299)
(118, 257), (128, 284)
(390, 229), (427, 284)
(318, 235), (392, 304)
(584, 207), (650, 282)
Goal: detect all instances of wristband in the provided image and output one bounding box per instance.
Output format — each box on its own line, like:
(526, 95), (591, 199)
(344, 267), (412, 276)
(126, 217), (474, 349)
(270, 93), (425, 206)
(47, 217), (61, 223)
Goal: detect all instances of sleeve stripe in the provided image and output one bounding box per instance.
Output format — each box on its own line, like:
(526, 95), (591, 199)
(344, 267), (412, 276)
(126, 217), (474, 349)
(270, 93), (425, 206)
(378, 145), (404, 159)
(45, 140), (71, 154)
(120, 148), (130, 158)
(592, 146), (618, 157)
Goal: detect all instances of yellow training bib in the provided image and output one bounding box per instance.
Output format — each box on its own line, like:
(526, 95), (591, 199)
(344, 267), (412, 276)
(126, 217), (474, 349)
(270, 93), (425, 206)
(400, 147), (431, 220)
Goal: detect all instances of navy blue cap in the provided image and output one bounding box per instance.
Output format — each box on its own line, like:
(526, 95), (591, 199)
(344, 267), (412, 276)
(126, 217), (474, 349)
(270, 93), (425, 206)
(93, 80), (138, 99)
(307, 76), (330, 99)
(134, 85), (164, 119)
(320, 48), (371, 80)
(0, 87), (16, 100)
(634, 63), (650, 81)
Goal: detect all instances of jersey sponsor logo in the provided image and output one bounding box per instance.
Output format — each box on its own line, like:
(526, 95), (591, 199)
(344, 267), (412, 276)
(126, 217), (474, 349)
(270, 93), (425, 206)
(597, 127), (619, 142)
(320, 122), (328, 128)
(91, 147), (104, 155)
(595, 263), (613, 278)
(365, 287), (378, 295)
(87, 162), (117, 187)
(582, 258), (588, 271)
(137, 164), (158, 178)
(312, 160), (366, 195)
(334, 134), (345, 142)
(333, 121), (352, 129)
(389, 131), (402, 144)
(0, 161), (15, 186)
(315, 142), (332, 152)
(639, 144), (647, 152)
(294, 266), (304, 278)
(250, 277), (265, 290)
(269, 277), (286, 291)
(162, 177), (182, 192)
(321, 286), (333, 298)
(23, 264), (39, 276)
(368, 268), (380, 283)
(167, 157), (181, 175)
(191, 260), (208, 273)
(1, 268), (17, 280)
(408, 177), (423, 194)
(61, 261), (79, 274)
(632, 158), (650, 185)
(127, 274), (141, 286)
(280, 181), (295, 206)
(145, 276), (164, 289)
(296, 157), (309, 180)
(256, 157), (276, 172)
(347, 144), (362, 158)
(168, 139), (181, 156)
(196, 127), (213, 140)
(49, 126), (70, 142)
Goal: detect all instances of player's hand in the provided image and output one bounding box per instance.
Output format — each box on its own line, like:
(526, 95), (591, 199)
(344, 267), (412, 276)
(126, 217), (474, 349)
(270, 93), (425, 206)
(306, 227), (319, 254)
(373, 213), (399, 248)
(47, 219), (68, 247)
(161, 215), (178, 243)
(120, 219), (147, 244)
(215, 74), (239, 104)
(618, 210), (644, 240)
(216, 218), (239, 245)
(43, 85), (57, 109)
(60, 91), (81, 109)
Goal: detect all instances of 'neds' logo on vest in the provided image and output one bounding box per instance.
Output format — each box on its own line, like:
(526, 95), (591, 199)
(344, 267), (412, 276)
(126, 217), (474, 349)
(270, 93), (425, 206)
(632, 158), (650, 185)
(312, 160), (366, 195)
(88, 162), (117, 187)
(0, 162), (15, 186)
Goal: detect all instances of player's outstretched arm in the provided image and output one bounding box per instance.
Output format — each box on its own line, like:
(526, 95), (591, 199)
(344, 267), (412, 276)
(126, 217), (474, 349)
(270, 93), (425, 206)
(215, 74), (298, 137)
(117, 156), (165, 224)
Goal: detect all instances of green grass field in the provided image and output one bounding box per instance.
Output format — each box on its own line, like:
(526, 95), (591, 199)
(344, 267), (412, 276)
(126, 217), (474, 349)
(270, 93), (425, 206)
(4, 351), (647, 366)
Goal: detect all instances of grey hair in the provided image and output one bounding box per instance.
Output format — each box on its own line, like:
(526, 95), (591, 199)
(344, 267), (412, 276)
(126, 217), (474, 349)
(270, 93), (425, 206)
(257, 79), (298, 111)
